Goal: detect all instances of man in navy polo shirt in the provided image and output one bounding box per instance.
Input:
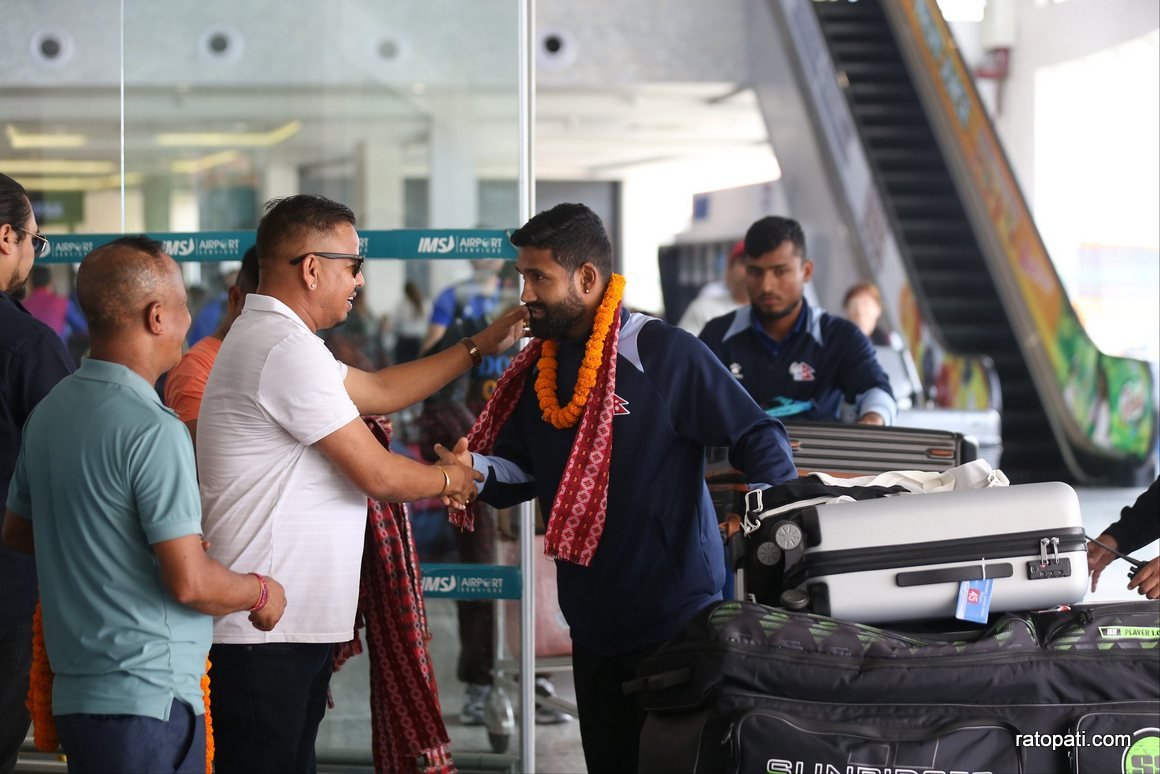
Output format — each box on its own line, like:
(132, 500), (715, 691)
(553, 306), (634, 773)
(700, 216), (896, 425)
(0, 173), (74, 772)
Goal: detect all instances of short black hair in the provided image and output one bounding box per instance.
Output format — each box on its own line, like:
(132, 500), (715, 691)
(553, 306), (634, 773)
(256, 195), (356, 264)
(744, 216), (807, 262)
(0, 173), (33, 248)
(510, 202), (612, 276)
(237, 245), (259, 292)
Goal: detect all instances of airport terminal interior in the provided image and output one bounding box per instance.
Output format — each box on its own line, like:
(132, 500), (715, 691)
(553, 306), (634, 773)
(3, 0), (1159, 771)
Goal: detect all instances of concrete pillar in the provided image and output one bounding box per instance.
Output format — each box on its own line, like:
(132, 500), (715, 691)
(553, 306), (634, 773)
(427, 95), (479, 293)
(354, 139), (406, 331)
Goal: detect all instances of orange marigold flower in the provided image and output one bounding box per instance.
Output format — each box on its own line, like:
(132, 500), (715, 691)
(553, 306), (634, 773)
(535, 274), (625, 429)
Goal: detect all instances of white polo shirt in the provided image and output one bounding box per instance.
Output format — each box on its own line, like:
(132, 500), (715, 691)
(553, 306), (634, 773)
(197, 294), (365, 643)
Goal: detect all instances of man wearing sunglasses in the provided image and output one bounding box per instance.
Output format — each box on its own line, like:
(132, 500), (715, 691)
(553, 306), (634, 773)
(0, 173), (74, 772)
(196, 194), (528, 773)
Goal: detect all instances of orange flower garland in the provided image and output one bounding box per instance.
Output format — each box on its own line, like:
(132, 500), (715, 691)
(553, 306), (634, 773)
(26, 602), (216, 770)
(26, 602), (57, 752)
(202, 658), (214, 773)
(535, 273), (626, 429)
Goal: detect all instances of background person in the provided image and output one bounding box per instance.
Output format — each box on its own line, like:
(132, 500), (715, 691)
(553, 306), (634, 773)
(22, 266), (69, 340)
(446, 203), (797, 771)
(0, 172), (75, 774)
(699, 216), (896, 426)
(2, 236), (286, 774)
(393, 280), (430, 364)
(164, 247), (259, 445)
(842, 281), (894, 347)
(195, 195), (526, 773)
(676, 239), (749, 336)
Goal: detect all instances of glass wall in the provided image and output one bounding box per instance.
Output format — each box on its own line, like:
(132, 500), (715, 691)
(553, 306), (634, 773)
(5, 0), (540, 767)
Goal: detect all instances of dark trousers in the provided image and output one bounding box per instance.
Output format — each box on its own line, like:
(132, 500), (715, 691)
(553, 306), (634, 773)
(54, 698), (203, 774)
(0, 622), (32, 774)
(572, 641), (661, 774)
(208, 642), (334, 774)
(456, 504), (497, 686)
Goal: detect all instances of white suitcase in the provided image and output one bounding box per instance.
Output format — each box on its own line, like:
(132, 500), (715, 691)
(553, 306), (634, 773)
(775, 482), (1088, 624)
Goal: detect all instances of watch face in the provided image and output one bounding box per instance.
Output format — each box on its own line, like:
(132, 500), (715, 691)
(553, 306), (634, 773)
(756, 541), (782, 567)
(773, 522), (803, 551)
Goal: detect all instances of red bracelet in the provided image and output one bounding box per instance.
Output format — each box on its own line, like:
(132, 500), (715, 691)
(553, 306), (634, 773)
(250, 573), (269, 612)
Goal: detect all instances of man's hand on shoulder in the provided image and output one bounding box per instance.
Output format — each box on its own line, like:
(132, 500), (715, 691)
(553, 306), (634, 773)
(856, 412), (885, 426)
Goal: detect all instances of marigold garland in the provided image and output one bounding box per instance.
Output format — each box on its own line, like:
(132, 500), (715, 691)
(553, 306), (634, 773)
(535, 273), (626, 429)
(26, 602), (58, 752)
(26, 602), (216, 770)
(202, 658), (214, 773)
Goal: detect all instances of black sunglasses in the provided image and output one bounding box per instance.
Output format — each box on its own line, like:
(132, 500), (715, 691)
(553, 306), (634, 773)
(15, 226), (49, 259)
(289, 251), (364, 278)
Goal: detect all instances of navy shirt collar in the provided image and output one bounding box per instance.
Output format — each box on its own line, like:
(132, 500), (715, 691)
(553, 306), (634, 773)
(750, 297), (810, 357)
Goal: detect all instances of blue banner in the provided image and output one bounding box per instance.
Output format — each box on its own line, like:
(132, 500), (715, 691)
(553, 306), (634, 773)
(419, 563), (523, 600)
(39, 229), (517, 264)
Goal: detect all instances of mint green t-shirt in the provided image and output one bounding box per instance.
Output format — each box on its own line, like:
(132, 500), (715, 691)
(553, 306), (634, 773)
(7, 359), (210, 719)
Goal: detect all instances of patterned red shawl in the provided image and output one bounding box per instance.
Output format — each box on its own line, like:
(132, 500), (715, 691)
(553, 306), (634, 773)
(333, 416), (455, 774)
(452, 311), (621, 567)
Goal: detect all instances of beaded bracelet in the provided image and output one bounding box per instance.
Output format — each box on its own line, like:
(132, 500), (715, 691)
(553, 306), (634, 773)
(250, 573), (269, 612)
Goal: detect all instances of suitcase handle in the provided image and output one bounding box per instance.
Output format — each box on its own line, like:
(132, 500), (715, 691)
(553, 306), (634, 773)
(896, 562), (1014, 587)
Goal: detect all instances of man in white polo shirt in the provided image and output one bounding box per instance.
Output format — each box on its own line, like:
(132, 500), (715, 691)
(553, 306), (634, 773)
(197, 194), (527, 773)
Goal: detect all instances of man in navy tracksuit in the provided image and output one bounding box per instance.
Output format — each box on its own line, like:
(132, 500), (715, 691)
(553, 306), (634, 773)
(452, 203), (797, 772)
(700, 216), (896, 425)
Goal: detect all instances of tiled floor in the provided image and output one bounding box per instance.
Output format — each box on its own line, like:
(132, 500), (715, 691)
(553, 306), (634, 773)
(312, 485), (1158, 773)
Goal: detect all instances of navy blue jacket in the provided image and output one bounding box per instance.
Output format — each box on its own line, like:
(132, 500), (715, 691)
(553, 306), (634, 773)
(699, 299), (896, 424)
(473, 312), (797, 656)
(1, 292), (75, 627)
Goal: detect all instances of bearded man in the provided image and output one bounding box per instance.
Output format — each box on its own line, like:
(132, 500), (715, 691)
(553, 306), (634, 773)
(440, 202), (797, 771)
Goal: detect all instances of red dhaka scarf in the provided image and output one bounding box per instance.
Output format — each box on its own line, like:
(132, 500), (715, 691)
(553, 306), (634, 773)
(452, 295), (622, 567)
(333, 416), (455, 774)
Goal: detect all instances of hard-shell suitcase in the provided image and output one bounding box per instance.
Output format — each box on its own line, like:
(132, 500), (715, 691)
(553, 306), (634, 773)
(782, 420), (979, 476)
(632, 599), (1160, 774)
(706, 422), (979, 523)
(762, 482), (1088, 624)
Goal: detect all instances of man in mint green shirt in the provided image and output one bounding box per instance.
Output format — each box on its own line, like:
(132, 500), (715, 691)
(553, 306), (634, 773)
(2, 236), (287, 774)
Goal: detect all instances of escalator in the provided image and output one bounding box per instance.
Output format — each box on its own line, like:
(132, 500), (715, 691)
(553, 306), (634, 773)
(767, 0), (1155, 485)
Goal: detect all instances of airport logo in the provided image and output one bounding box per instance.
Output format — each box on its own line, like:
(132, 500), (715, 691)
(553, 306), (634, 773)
(416, 234), (509, 256)
(417, 235), (456, 254)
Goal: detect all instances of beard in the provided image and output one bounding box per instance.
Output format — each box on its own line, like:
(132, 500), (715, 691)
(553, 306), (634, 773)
(752, 297), (801, 325)
(6, 269), (29, 300)
(527, 287), (587, 340)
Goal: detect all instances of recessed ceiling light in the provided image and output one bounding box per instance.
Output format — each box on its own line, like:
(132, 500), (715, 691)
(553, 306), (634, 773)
(6, 125), (87, 149)
(155, 120), (301, 148)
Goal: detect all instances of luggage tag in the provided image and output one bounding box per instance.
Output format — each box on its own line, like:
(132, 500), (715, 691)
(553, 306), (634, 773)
(955, 558), (994, 624)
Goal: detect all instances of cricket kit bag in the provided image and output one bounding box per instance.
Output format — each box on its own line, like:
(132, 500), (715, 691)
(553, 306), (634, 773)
(630, 599), (1160, 774)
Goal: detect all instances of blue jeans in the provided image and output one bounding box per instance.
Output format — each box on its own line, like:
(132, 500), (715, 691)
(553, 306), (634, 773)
(54, 698), (204, 774)
(208, 642), (334, 774)
(0, 621), (32, 774)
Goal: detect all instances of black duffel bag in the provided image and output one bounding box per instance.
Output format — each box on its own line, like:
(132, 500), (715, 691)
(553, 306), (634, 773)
(630, 600), (1160, 774)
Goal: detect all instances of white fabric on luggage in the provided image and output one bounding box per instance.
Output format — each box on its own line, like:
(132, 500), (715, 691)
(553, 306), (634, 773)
(742, 460), (1009, 535)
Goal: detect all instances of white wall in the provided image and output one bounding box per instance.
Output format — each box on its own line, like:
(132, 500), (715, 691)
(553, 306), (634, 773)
(991, 0), (1159, 359)
(994, 0), (1160, 208)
